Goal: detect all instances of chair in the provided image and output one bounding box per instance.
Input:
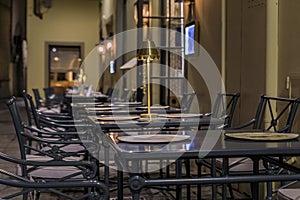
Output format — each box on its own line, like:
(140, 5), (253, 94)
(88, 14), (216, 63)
(206, 92), (240, 128)
(32, 88), (44, 109)
(199, 95), (300, 199)
(120, 88), (131, 101)
(32, 88), (61, 114)
(180, 92), (196, 112)
(22, 91), (90, 156)
(6, 96), (104, 199)
(230, 95), (300, 132)
(0, 152), (108, 199)
(43, 87), (64, 108)
(22, 91), (76, 131)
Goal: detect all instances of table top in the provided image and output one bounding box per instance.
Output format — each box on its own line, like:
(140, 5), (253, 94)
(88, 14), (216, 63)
(107, 130), (300, 160)
(88, 115), (223, 131)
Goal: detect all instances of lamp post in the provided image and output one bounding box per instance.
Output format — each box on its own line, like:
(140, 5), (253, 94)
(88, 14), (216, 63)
(137, 40), (160, 121)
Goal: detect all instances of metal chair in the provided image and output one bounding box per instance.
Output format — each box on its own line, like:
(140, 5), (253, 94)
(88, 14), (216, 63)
(180, 92), (196, 112)
(43, 87), (64, 109)
(199, 95), (300, 199)
(6, 96), (104, 199)
(0, 152), (108, 200)
(22, 91), (92, 157)
(32, 88), (61, 114)
(230, 95), (300, 132)
(204, 92), (240, 128)
(32, 88), (45, 109)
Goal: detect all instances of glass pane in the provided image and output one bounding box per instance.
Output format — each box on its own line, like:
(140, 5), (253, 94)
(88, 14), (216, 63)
(49, 45), (82, 94)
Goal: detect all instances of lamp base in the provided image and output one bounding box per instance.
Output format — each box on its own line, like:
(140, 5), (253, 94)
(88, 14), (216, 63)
(140, 113), (158, 121)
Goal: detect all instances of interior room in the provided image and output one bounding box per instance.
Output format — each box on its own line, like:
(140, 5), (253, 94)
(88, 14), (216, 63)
(1, 0), (300, 199)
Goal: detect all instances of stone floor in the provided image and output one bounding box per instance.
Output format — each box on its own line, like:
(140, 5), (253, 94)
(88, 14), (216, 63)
(0, 99), (252, 199)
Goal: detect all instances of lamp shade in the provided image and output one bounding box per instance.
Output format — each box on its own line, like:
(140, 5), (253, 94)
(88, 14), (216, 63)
(137, 40), (160, 61)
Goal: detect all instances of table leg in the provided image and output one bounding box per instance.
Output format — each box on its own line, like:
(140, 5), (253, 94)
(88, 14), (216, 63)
(176, 159), (182, 199)
(197, 159), (202, 199)
(185, 159), (191, 200)
(117, 169), (124, 200)
(222, 158), (228, 200)
(211, 158), (217, 200)
(101, 139), (110, 187)
(252, 157), (259, 200)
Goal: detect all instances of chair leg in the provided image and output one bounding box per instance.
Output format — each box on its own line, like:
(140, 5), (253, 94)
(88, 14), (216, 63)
(35, 190), (41, 200)
(228, 184), (235, 199)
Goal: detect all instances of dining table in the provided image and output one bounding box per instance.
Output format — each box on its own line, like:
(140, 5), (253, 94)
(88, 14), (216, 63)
(102, 129), (300, 200)
(88, 113), (223, 133)
(87, 112), (224, 191)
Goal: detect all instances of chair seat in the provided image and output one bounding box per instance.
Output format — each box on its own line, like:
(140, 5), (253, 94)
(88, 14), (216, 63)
(29, 166), (83, 179)
(26, 154), (82, 161)
(278, 188), (300, 200)
(17, 155), (84, 179)
(222, 158), (265, 172)
(41, 144), (86, 153)
(38, 107), (61, 114)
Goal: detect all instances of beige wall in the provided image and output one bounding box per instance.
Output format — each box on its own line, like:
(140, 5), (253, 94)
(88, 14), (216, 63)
(278, 0), (300, 132)
(0, 0), (11, 98)
(27, 0), (99, 95)
(226, 0), (266, 125)
(186, 0), (222, 113)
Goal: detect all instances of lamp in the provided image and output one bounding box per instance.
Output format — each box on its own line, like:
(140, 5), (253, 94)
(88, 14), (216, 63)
(134, 0), (150, 25)
(137, 40), (160, 121)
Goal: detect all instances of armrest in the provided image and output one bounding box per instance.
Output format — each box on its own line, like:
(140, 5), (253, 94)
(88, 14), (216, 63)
(38, 118), (92, 129)
(24, 125), (87, 136)
(204, 112), (212, 117)
(38, 112), (72, 119)
(0, 151), (95, 168)
(227, 119), (256, 130)
(39, 115), (84, 124)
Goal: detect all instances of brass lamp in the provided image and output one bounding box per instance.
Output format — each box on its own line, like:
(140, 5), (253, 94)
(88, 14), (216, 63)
(137, 40), (160, 121)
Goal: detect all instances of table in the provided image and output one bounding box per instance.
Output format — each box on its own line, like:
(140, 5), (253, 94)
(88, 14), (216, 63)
(64, 94), (109, 114)
(105, 130), (300, 200)
(88, 115), (223, 192)
(84, 104), (182, 116)
(89, 115), (223, 132)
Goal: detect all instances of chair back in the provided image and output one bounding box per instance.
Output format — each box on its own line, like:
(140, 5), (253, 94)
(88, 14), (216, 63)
(253, 95), (300, 132)
(43, 87), (55, 108)
(32, 88), (43, 109)
(43, 87), (64, 108)
(6, 97), (26, 161)
(180, 92), (196, 112)
(105, 87), (113, 97)
(120, 88), (130, 101)
(22, 91), (41, 129)
(212, 93), (240, 128)
(22, 90), (33, 127)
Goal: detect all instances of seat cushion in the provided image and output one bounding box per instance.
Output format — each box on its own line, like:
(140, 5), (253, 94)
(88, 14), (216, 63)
(226, 158), (266, 172)
(29, 166), (83, 179)
(38, 107), (61, 114)
(278, 189), (300, 200)
(17, 155), (85, 179)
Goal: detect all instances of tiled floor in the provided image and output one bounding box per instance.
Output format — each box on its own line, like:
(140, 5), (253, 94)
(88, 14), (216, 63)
(0, 99), (250, 199)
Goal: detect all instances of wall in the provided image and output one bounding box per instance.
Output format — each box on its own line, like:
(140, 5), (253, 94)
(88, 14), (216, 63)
(27, 0), (99, 95)
(187, 0), (222, 113)
(278, 0), (300, 131)
(0, 0), (11, 98)
(226, 0), (266, 124)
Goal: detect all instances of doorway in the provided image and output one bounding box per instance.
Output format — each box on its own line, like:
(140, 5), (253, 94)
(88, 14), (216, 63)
(46, 42), (84, 94)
